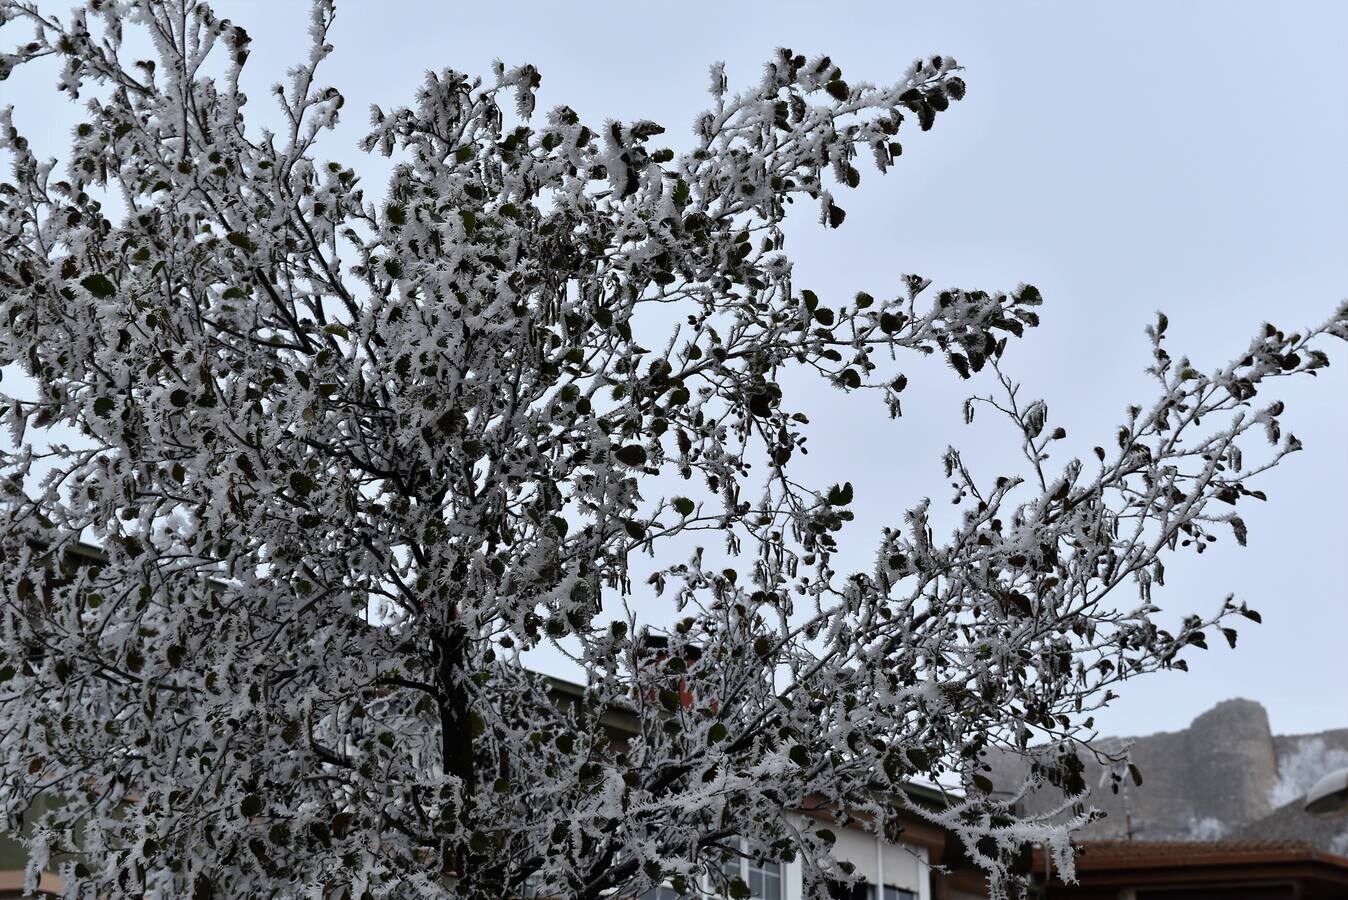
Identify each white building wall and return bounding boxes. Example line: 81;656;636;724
782;856;803;900
881;839;929;900
780;816;929;899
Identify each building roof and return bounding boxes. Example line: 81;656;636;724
1069;837;1347;868
1234;797;1348;854
1034;837;1348;898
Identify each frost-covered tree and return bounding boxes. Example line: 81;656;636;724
0;2;1344;898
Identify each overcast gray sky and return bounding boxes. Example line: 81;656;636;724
5;1;1345;739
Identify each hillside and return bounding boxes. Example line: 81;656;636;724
986;698;1348;851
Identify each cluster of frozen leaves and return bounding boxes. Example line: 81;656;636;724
0;1;1345;897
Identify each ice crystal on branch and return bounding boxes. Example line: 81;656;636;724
0;2;1344;897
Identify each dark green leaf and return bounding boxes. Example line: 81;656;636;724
80;274;116;298
1230;516;1247;547
193;874;215;900
615;444;647;466
226;232;256;252
288;472;314;497
827;482;854;506
907;747;933;769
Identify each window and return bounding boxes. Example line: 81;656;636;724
720;839;782;900
831;884;917;900
638;888;682;900
517;877;551;898
746;856;782;900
